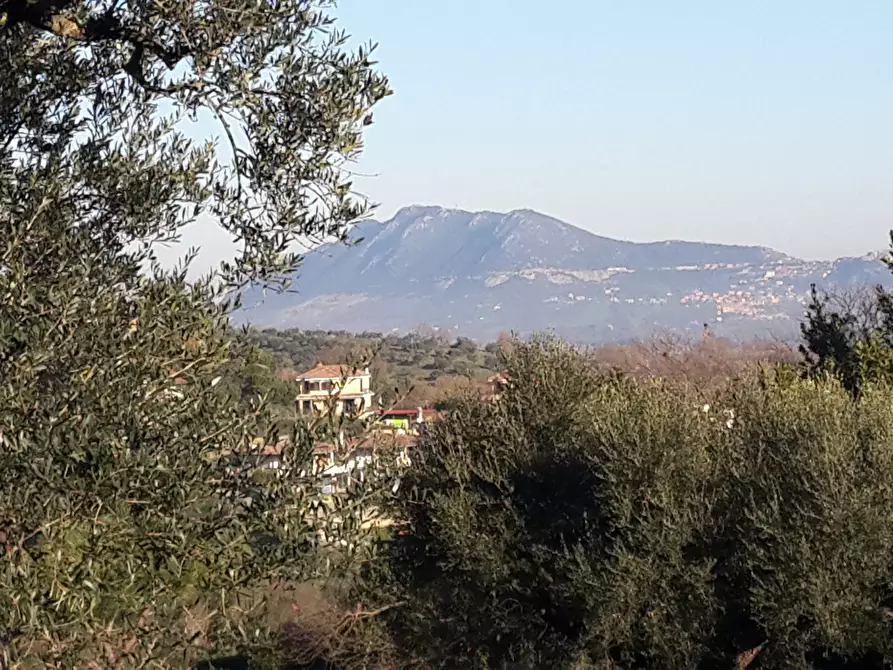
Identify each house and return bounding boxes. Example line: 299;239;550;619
228;430;415;510
318;433;416;495
295;363;375;418
375;407;439;433
252;439;338;474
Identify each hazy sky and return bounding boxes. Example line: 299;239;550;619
338;0;893;259
162;1;893;271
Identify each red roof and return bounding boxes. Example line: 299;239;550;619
297;364;368;379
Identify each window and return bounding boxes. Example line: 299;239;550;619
301;400;313;414
343;398;356;415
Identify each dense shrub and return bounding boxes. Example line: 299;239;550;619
365;336;893;668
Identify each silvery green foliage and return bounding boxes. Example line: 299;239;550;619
372;336;893;669
1;0;391;288
0;1;390;665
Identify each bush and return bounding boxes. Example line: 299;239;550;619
365;336;893;668
0;258;391;666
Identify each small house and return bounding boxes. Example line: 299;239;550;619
375;407;439;433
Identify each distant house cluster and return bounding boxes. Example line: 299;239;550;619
237;362;510;507
247;362;449;497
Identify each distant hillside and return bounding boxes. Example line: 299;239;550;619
235;206;893;344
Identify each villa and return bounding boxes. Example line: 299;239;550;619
294;363;375;418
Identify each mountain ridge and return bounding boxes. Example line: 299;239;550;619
236;206;891;344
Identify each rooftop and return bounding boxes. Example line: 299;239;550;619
297;363;369;379
377;408;440;417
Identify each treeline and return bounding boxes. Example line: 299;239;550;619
243;325;802;411
330;281;893;669
245;328;500;409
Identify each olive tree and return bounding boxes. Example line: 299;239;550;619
800;237;893;397
369;337;893;668
0;0;390;665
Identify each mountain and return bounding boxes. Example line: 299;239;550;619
235;206;893;344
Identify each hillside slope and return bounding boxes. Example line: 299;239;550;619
236;206;891;343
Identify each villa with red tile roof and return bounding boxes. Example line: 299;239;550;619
294;363;375;418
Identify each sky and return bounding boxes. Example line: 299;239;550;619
161;0;893;271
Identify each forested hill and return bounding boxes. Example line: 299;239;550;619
244;327;501;409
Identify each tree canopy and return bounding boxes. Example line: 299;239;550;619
0;0;390;665
1;0;391;286
366;335;893;668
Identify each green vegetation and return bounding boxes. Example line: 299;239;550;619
246;328;502;409
800;278;893;397
363;334;893;668
0;0;390;666
8;0;893;667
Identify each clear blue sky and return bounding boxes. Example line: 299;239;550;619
160;0;893;272
334;0;893;259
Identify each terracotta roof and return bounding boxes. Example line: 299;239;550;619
297;363;368;379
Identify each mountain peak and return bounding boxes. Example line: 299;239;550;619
392;204;451;219
507;207;542;217
391;205;556;222
237;205;891;344
333;206;792;278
